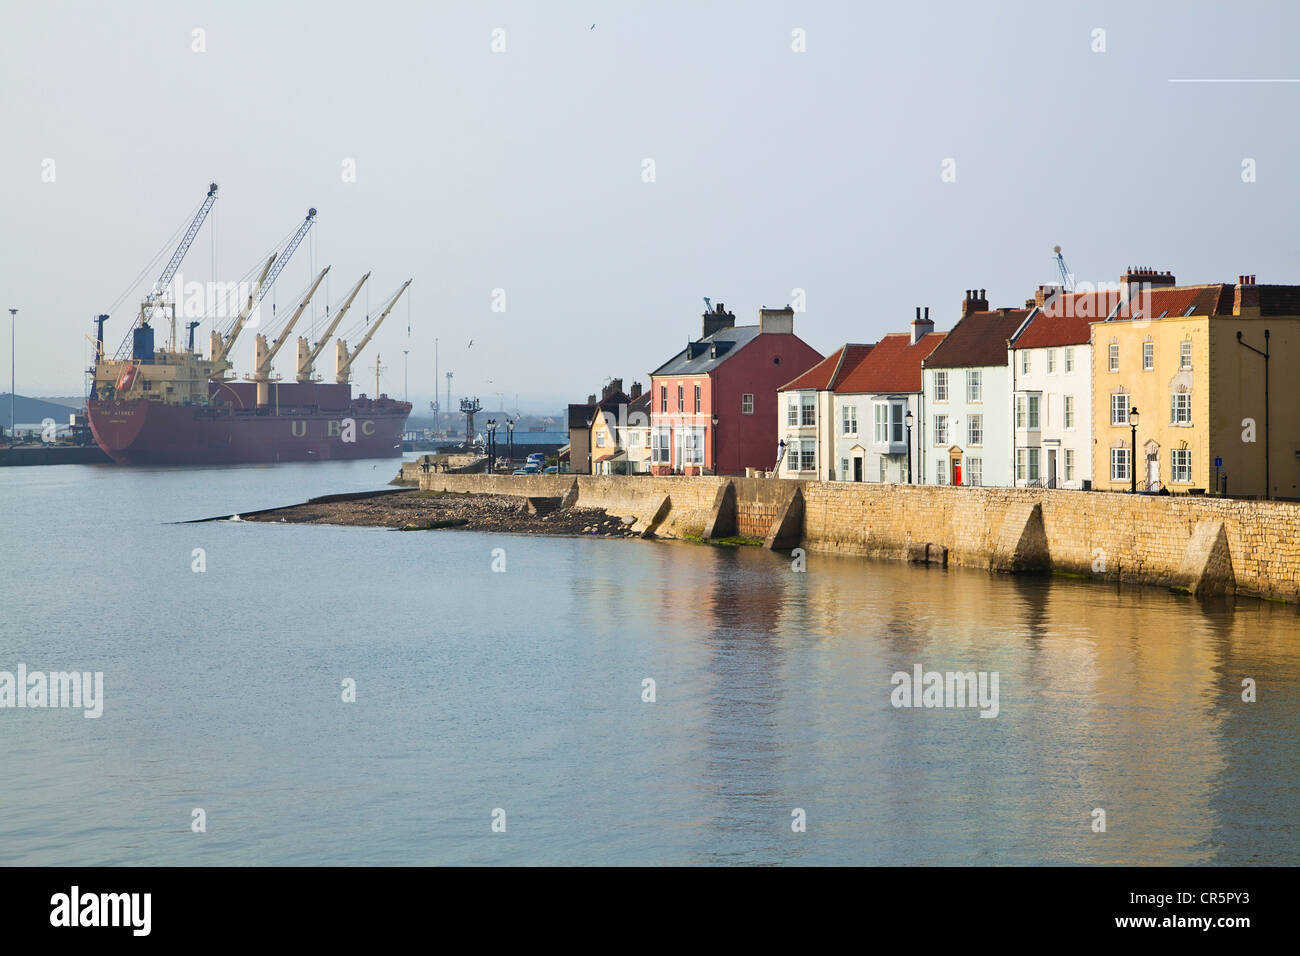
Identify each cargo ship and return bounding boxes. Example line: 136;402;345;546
87;184;413;465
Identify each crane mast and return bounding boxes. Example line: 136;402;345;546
297;272;369;382
335;280;412;384
251;265;330;405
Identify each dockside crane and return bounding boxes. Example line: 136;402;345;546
209;207;317;378
250;266;330;405
335;280;412;386
1053;245;1077;293
296;272;369;382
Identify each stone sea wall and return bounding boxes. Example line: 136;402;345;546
408;470;1300;602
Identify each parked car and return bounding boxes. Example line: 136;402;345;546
543;466;558;474
527;453;546;466
513;463;542;475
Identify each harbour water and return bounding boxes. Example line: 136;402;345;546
2;460;1297;865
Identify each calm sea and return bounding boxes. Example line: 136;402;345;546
1;458;1297;865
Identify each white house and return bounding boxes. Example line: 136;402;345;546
919;291;1030;487
776;344;873;479
1008;293;1095;489
830;311;945;483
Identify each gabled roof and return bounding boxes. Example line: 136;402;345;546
835;332;946;394
1010;308;1092;350
924;309;1030;369
777;344;873;392
650;326;762;376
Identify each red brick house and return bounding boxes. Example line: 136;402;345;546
648;303;822;475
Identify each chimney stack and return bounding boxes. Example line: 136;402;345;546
702;301;736;338
1121;266;1177;299
758;305;795;334
910;305;934;344
961;288;989;318
586;393;597;405
630;381;643;399
1234;275;1261;314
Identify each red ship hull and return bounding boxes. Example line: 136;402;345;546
87;382;411;465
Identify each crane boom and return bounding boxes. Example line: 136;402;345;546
151;183;219;298
256;208;317;305
210;255;276;371
335;279;412;383
257;266;330;372
297;272;369;381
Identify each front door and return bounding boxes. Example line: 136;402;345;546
853;457;862;482
1148;456;1159;489
1047;449;1057;489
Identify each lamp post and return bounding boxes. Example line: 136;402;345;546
505;418;514;469
1129;406;1140;493
711;414;719;473
8;308;15;444
905;408;914;484
486;418;497;472
1236;330;1270;499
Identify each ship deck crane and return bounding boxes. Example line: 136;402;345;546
142;183;219;349
250;266;330;405
335;280;412;385
209;255;276;372
296;272;369;382
210;207;317;377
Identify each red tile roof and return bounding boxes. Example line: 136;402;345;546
778;343;873;391
924;309;1030;369
835;332;946;394
1010;308;1093;349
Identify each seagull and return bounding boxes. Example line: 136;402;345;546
590;24;596;30
468;339;474;348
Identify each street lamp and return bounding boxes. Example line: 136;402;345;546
8;308;16;444
904;408;914;484
505;418;514;469
711;414;719;472
1236;330;1270;499
486;418;497;472
1129;406;1140;493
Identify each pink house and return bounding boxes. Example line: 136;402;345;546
648;303;823;476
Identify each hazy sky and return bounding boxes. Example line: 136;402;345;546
3;0;1298;412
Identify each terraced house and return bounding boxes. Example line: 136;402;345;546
1008;288;1095;489
1089;271;1300;498
831;310;945;483
776;343;874;480
920;291;1029;487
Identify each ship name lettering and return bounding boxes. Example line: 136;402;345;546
327;420;341;437
361;420;375;436
290;420;307;438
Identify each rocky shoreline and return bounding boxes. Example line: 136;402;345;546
242;488;643;538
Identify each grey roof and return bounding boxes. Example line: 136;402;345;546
650;326;762;377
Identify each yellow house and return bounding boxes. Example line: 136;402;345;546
1088;272;1300;498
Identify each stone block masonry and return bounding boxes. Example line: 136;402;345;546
410;470;1300;603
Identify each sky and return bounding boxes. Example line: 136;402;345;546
2;0;1298;413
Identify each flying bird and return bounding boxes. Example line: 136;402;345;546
468;339;474;348
590;24;596;30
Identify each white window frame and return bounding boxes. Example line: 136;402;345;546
935;414;948;446
966;369;982;402
799;394;815;426
1142;340;1154;370
1180;340;1192;370
1171;392;1192;425
841;404;858;436
1063;394;1075;429
1109;342;1120;372
1064;347;1075;373
1171;448;1192;484
934;371;948;402
1111;447;1131;481
742;393;754;414
1111;394;1130;426
967;414;983;446
967;457;982;487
